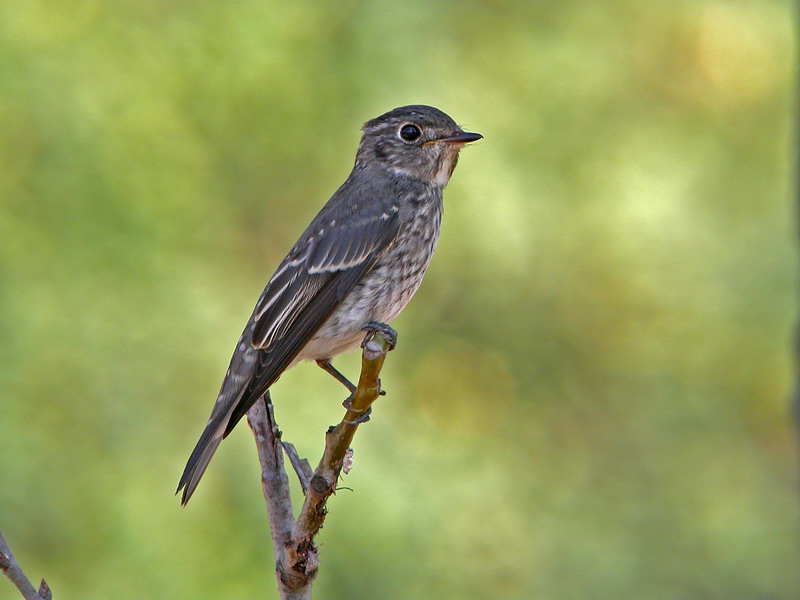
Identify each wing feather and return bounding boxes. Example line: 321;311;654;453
254;273;327;349
221;206;400;434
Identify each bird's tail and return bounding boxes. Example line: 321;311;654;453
177;324;264;505
176;388;243;505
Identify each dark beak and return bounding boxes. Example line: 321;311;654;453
425;130;483;146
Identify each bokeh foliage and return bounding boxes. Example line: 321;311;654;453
0;1;795;598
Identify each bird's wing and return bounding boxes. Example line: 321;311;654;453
251;204;400;350
177;201;400;504
224;202;401;433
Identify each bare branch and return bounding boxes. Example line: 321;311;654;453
293;331;392;542
248;326;395;600
246;393;308;599
0;531;50;600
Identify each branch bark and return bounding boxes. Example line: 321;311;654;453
246;327;394;600
0;531;51;600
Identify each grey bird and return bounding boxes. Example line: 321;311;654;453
177;105;481;504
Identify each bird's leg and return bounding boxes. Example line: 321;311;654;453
316;359;356;393
318;323;397;420
361;321;398;350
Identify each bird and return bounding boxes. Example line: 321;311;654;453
177;105;481;504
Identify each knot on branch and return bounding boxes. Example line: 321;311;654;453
309;475;332;495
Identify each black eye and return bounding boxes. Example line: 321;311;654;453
399;124;421;142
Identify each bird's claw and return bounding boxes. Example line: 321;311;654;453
361;321;398;350
342;396;372;425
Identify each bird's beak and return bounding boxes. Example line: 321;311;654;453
423;130;483;146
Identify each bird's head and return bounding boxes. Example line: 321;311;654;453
356;105;482;187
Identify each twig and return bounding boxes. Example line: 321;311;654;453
281;441;313;494
0;531;51;600
247;327;395;600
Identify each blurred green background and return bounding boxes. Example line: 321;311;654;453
0;1;796;598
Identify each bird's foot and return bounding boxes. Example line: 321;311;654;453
342;396;372;425
361;321;397;351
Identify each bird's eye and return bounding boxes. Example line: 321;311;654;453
399;124;421;142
